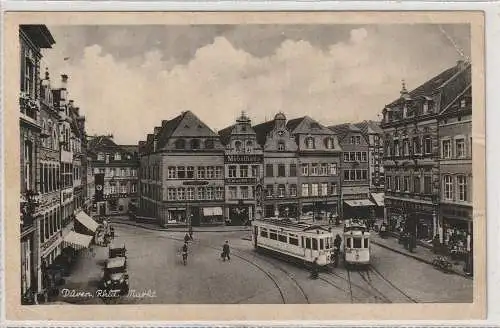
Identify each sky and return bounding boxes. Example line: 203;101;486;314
41;24;470;145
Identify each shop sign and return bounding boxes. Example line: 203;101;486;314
183;181;209;186
225;154;263;163
40;232;61;254
103;193;131;200
226;177;256;184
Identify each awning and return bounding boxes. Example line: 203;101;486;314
344;199;376;207
63;231;92;250
75;211;99;233
203;207;223;216
370;193;385;207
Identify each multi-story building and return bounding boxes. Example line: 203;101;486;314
287;116;342;220
381;60;471;241
138;111;225;227
438;72;472;244
254;113;299;218
88;135;139;216
329;123;373;219
354;120;385;217
218;112;264;225
19;25;55;302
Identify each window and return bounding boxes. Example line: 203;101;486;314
23;141;33;190
289;236;299;246
443;175;453;200
205;139;214;149
302;184;309;197
394;140;400;156
187;166;194;179
403;139;410;156
266;185;273;198
277;164;286;177
460;99;466;108
424;176;432;194
215;166;223;178
320;163;328;176
215;187;224;200
355;170;362;180
413;137;421;155
330;183;337;195
198;187;206;200
325;138;334;149
457;175;467;201
362;170;368;180
269;230;278;240
424;136;432;154
251;165;260;178
311;164;319;176
131;183;137;193
278;185;285;198
186;187;194;200
190;139;200;150
386;176;392;190
175;139;186;149
312;238;318;250
260;228;268;238
206;166;215;179
235;140;242;152
265;164;274;177
290;184;297;197
305;238;311;249
356;136;361;144
456;138;465;158
97;152;104;161
301;164;308;176
237;165;247;178
329;163;338;176
349;152;356;162
229;165;237;178
413;176;421;193
114;153;121;160
344;153;350;162
246;141;253;152
321;183;328;196
403;176;410;192
311;184;319;196
278;141;285;151
423;102;429;114
278;234;287;243
197;166;205;179
350;136;355;144
176;188;185;200
442;139;451;158
395;176;401;191
289;164;297;177
305;137;315;149
361;152;367;162
177;166;186;179
206;187;214;200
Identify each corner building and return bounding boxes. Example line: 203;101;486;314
138;111;225;227
218;113;264;225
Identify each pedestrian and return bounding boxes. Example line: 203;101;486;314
189;225;193;240
310;257;319;279
181;242;189;265
334;234;342;250
222;240;230;261
184;233;190;244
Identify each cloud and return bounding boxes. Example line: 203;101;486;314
42;25;469;145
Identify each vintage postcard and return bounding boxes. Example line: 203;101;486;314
3;11;485;321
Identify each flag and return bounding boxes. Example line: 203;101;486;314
95;173;104;202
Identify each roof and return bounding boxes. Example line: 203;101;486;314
253;120;276;146
120;145;138;155
254;218;331;234
354;121;383;136
218;124;235;145
87;135;138;158
286;116;335;135
107;257;126;269
20;25;56;49
328;123;362;141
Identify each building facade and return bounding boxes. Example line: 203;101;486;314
218;113;264;225
254;113;299;218
329;124;373;220
138;111;225;227
287;116;342;220
19;25;56;302
88;135;139;216
438;81;472;245
381;60;471;241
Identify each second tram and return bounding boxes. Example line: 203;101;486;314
343;219;371;266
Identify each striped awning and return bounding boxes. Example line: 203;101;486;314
75;211;99;233
344;199;376;207
63;231;92;250
370;193;385;207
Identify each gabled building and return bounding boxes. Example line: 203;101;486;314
218;112;264;225
254;113;299;218
381;60;471;242
287;116;342;220
88;135;139;216
138;111;225;227
329;123;373;220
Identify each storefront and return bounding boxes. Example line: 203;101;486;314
162;204;224;227
440;203;473;245
370;192;385;219
386;197;437;240
301;201;338;220
263;202;298;219
227;203;253;226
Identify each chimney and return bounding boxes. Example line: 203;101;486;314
61;74;69;90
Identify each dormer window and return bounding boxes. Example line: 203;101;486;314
246;141;253;152
305;137;315;149
423;102;429;114
324;137;335;149
278;141;285;151
460;99;466;108
175;139;186;150
190;139;200;150
234;140;242;152
205;139;214;149
114;153;121;161
97;152;105;161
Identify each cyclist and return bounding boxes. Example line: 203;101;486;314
182;242;188;265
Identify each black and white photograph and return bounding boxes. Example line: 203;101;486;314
4;11;486;321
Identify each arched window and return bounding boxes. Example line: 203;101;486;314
205;139;214;149
234;140;242;152
305;137;315;149
190;139;200;150
175;139;186;150
278;141;285;151
324;137;334;149
246;140;253;152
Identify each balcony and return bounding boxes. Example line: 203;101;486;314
20;190;40;235
19;93;40;128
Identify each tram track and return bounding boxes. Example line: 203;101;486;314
368;266;418;303
357;270;392;303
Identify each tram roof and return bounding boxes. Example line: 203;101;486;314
254;218;331;233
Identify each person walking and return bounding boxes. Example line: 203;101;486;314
222;240;231;261
181;242;188;265
189;225;193;240
184;233;191;244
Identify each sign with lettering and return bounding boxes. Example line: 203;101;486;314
226;178;257;185
225;154;263;163
183;181;209;186
102;193;133;200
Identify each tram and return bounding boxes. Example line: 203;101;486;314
252;218;335;266
343;219;371;266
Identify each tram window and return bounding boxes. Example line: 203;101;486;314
320;239;324;250
305;238;311;249
278;234;287;243
312;238;318;250
269;230;277;240
364;238;369;248
346;238;352;248
353;238;362;248
260;228;268;238
289;237;299;246
325;238;330;249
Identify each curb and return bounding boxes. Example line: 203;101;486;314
110;219;251;233
371;240;472;280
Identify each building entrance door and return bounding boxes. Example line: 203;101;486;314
229;205;248;226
